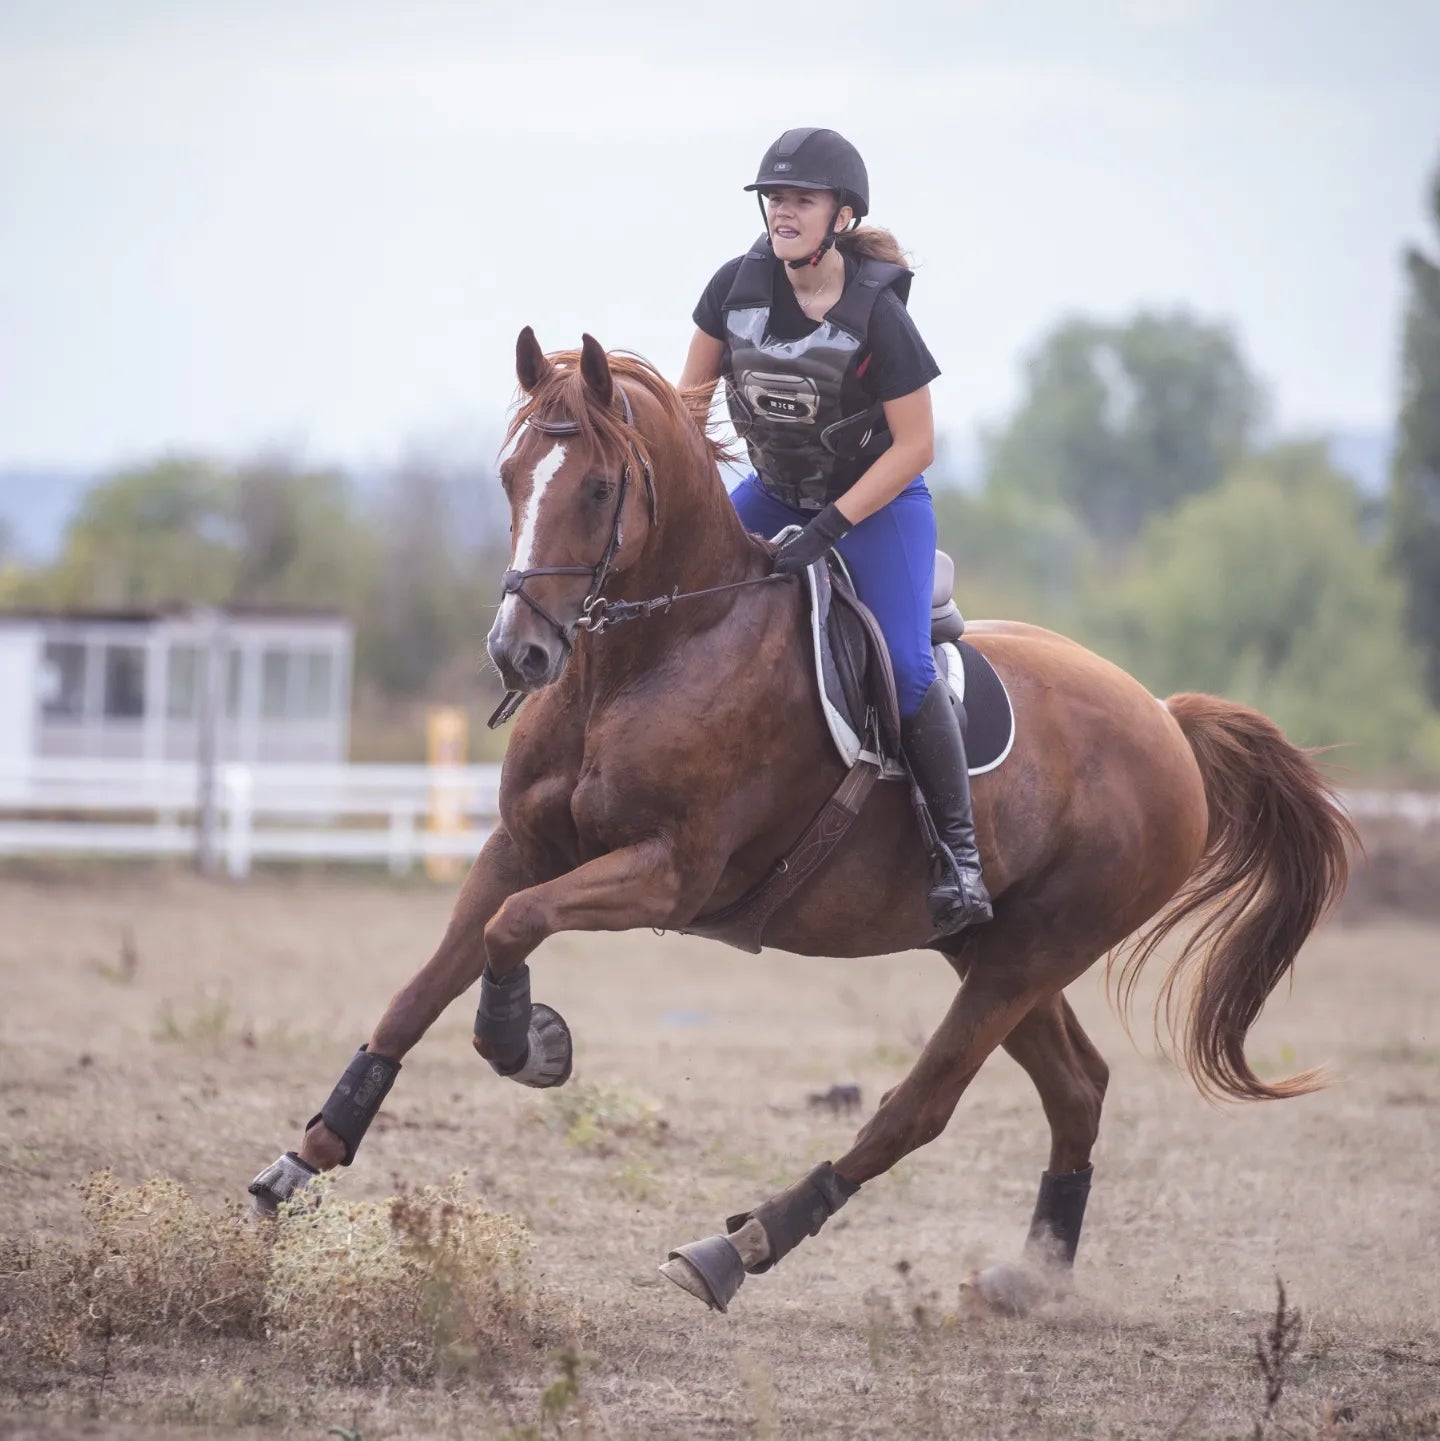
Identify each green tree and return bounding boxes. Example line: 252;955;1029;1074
1085;443;1439;772
33;456;374;616
985;311;1267;548
0;518;29;607
231;457;376;614
933;482;1091;625
1390;157;1440;705
45;457;237;607
1;450;521;713
360;457;506;697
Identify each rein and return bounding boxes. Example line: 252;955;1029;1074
489;385;786;729
580;572;787;633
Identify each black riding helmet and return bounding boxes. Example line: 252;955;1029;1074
745;127;869;269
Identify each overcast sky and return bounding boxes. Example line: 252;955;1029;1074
1;0;1436;474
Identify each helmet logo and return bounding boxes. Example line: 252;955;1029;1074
772;162;791;172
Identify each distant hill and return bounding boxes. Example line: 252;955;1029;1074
0;471;95;561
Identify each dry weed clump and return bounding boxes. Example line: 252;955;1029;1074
0;1170;268;1370
534;1078;667;1154
151;989;238;1044
265;1173;536;1383
1252;1276;1304;1439
1;1169;540;1390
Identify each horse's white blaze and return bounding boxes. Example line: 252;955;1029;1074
494;441;567;642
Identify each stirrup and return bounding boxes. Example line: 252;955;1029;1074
930;881;992;928
928;846;993;930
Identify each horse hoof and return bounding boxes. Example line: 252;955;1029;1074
496;1003;574;1089
247;1150;318;1218
660;1233;748;1312
960;1261;1046;1317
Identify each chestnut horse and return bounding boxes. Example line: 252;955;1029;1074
249;330;1354;1315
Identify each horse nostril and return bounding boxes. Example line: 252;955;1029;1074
516;643;551;682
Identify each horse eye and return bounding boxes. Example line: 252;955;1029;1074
588;476;616;503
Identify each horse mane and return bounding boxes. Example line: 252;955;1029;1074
505;349;736;472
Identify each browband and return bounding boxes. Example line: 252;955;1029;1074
527;385;635;434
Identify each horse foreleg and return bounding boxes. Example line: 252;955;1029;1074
471;837;687;1087
483;837;685;972
661;963;1039;1311
248;826;528;1213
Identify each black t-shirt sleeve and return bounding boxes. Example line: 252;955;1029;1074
862;289;940;402
693;257;744;340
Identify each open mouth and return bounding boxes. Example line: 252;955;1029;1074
774;226;801;241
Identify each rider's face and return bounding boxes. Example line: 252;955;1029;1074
764;188;850;263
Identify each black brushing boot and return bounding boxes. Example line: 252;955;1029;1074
901;677;993;933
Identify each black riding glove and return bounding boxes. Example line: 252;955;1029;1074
771;503;854;576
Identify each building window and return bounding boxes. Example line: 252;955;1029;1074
40;641;86;718
168;645;199;719
227;647;245;720
173;644;245;720
103;645;146;718
301;651;334;719
261;649;289;719
260;648;336;720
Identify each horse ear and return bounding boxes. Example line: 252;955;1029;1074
516;326;553;393
579;333;614;407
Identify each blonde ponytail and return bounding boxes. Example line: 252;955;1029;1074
835;225;910;267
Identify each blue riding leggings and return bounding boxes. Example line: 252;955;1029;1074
728;474;938;719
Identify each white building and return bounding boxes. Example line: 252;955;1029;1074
0;606;352;769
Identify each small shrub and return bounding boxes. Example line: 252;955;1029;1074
1252;1276;1303;1439
152;992;236;1044
0;1169;539;1389
265;1173;535;1382
611;1159;661;1203
872;1041;917;1068
0;1170;268;1370
535;1080;666;1154
499;1345;594;1441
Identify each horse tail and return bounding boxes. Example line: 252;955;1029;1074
1115;692;1358;1103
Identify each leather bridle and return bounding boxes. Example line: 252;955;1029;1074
489;380;786;730
500;384;658;649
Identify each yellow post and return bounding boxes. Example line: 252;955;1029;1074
426;706;468;882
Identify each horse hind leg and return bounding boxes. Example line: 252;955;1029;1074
661;938;1047;1312
963;990;1109;1315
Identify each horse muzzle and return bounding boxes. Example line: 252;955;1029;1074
486;632;566;693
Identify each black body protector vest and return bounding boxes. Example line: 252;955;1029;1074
723;235;913;512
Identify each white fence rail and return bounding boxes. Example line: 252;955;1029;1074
1342;789;1440;828
0;759;502;878
0;762;1434;881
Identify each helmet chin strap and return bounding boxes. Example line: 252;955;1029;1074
787;224;838;270
757;194;845;269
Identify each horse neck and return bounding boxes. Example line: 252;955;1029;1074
628;415;763;603
578;414;770;684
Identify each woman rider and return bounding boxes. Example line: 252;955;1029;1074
678;126;992;933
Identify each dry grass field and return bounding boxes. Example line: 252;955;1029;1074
1;856;1437;1440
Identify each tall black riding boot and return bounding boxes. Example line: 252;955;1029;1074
901;677;994;933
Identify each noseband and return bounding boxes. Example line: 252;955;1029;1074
501;384;658;648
